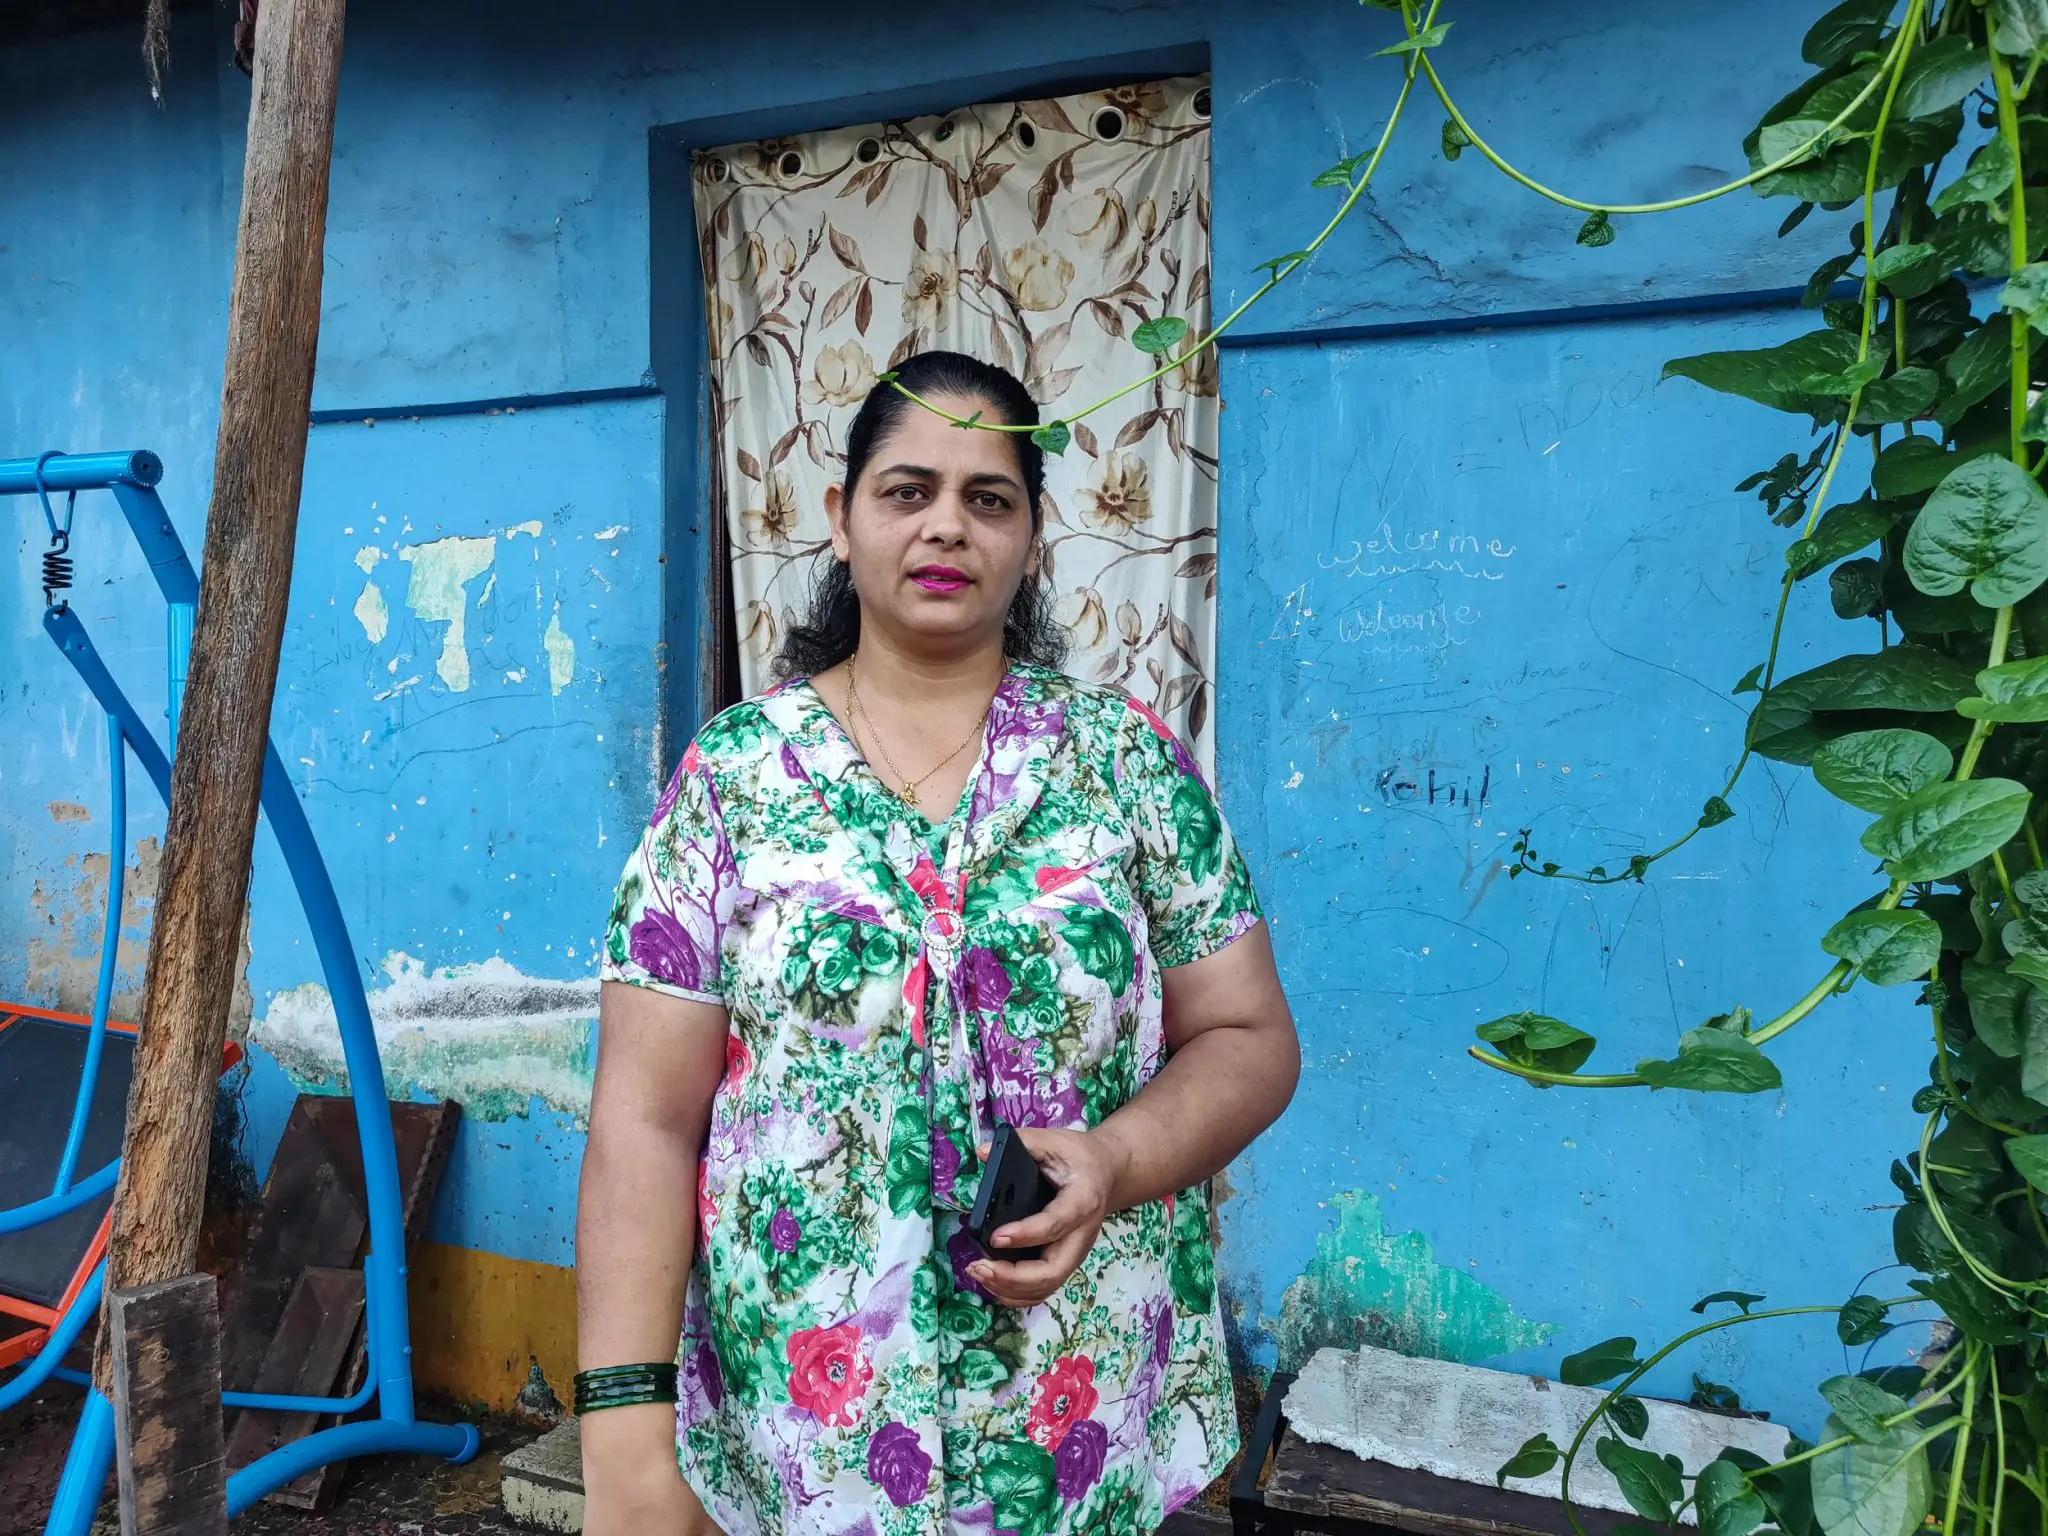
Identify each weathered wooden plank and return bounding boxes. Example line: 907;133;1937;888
220;1267;364;1477
95;0;348;1400
108;1273;226;1536
270;1099;460;1509
1265;1433;1639;1536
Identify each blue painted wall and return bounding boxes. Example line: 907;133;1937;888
3;0;1920;1431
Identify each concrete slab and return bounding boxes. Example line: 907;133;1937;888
1283;1346;1791;1523
501;1418;584;1533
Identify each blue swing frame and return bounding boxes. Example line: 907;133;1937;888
1;448;478;1533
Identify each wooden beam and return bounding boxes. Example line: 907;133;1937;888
95;0;346;1382
108;1274;227;1536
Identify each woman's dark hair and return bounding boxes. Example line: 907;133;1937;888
773;350;1068;680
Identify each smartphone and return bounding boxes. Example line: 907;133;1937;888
967;1125;1055;1262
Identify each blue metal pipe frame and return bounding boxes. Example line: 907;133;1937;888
1;451;478;1532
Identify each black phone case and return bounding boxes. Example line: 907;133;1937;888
968;1127;1053;1262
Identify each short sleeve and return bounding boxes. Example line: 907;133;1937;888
601;744;735;1006
1118;699;1262;971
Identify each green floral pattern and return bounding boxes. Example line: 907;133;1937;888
603;664;1260;1536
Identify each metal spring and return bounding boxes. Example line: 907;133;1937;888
42;538;73;609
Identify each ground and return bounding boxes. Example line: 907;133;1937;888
1;1382;533;1536
0;1383;1239;1534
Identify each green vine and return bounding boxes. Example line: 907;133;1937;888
1458;4;2048;1536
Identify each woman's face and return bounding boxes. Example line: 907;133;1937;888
826;392;1039;659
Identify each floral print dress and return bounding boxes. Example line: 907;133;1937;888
601;663;1262;1536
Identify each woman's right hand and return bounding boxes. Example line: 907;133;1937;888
580;1404;724;1536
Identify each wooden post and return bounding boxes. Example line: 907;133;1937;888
94;0;346;1399
108;1275;228;1536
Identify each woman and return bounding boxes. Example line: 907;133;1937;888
579;350;1298;1536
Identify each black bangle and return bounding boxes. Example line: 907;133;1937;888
573;1362;680;1414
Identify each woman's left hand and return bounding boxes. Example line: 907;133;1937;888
968;1127;1129;1309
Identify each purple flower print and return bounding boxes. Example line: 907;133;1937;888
1144;1295;1173;1367
931;1127;961;1206
963;947;1013;1016
947;1228;994;1302
982;1024;1082;1129
770;1207;801;1254
691;1338;724;1411
866;1421;932;1508
629;908;702;992
1055;1419;1108;1500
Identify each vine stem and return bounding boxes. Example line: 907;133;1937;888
1414;1;1924;218
1516;13;1917;889
1470;884;1904;1086
889;0;1441;436
1995;31;2032;471
1940;1349;1980;1536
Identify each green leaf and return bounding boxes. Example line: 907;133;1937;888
2006;1133;2048;1191
1822;909;1943;986
1859;779;2032;882
1872;435;1995;498
1936;315;2018;429
2026;390;2048;445
1788;500;1896;578
1664;330;1858;416
1809;1417;1933;1536
1030;420;1071;456
1609;1395;1650;1440
1474;1012;1596;1077
1636;1029;1784;1095
1754;108;1961;205
1559;1336;1642;1387
2011;951;2048;988
1905;453;2048;606
2017;868;2048;906
1931;137;2016;217
1693;1290;1766;1314
1374;21;1451;56
1870;241;1945;300
1831;558;1885;620
1698;1459;1768;1536
1855;366;1939;425
1734;664;1766;695
1597;1436;1683;1523
1253;251;1312;279
1812;729;1953;812
1803;251;1859;308
1780;201;1818;237
1759;117;1843;172
1801;355;1885;397
1699;796;1736;828
1496;1433;1560;1487
1774;648;1981;713
1803;0;1896;66
1576;211;1615;248
2003;263;2048;335
1958;656;2048;722
1131;316;1190;355
1837;1295;1892;1345
1963;959;2028;1057
1987;0;2048;57
1910;1271;2029;1344
1441;118;1470;161
1898;36;1989;118
1819;1376;1912;1444
1311;153;1368;190
2022;991;2048;1101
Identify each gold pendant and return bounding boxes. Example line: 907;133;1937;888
901;783;919;808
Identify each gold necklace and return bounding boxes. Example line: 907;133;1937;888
845;655;991;812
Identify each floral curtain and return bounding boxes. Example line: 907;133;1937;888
693;75;1220;773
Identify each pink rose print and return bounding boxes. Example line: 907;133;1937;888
1026;1354;1099;1452
786;1323;872;1427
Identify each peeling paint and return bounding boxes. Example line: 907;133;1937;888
353;580;389;644
26;837;254;1039
354;545;385;575
506;519;544;539
252;952;598;1125
399;535;496;692
47;801;90;823
543;604;575;695
1274;1191;1555;1369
